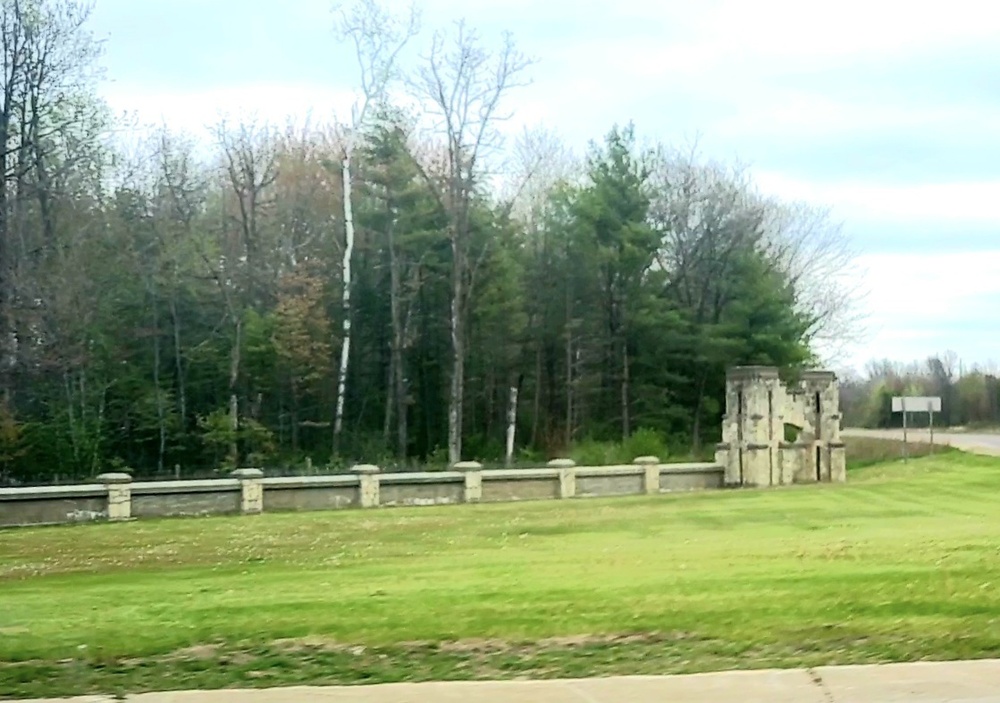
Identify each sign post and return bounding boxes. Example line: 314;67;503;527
929;399;935;452
892;396;942;462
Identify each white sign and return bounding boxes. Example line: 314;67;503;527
892;396;941;413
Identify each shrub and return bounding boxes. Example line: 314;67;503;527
570;428;671;466
622;427;670;462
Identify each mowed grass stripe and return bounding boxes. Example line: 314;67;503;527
0;452;999;697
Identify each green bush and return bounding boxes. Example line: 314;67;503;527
570;438;624;466
622;427;670;461
570;428;670;466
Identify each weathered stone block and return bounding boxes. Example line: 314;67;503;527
829;442;847;483
97;472;132;522
351;464;380;508
633;456;661;494
454;461;483;503
232;468;264;515
548;459;576;498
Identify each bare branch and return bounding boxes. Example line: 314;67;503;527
333;0;420;140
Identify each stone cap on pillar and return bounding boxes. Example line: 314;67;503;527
632;456;660;465
231;468;264;479
547;458;576;468
726;365;780;382
453;461;484;472
800;369;837;384
350;464;381;475
96;472;132;484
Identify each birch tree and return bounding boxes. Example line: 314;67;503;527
331;0;419;454
411;20;532;464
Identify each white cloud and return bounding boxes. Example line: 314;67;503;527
714;97;1000;141
696;0;999;67
843;249;1000;369
753;172;1000;225
104;83;358;137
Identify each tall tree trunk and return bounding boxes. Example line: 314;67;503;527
228;317;242;467
388;216;408;458
505;385;518;468
564;335;574;449
333;152;354;454
29;88;55;248
63;371;78;468
168;295;187;427
564;275;574;449
382;349;393;446
0;167;10;404
621;340;631;440
0;47;14;402
290;380;300;453
151;291;166;474
531;345;541;447
691;370;708;453
447;222;467;465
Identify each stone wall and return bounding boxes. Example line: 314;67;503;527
0;459;724;529
0;365;847;529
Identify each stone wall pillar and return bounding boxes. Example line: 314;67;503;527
716;442;741;488
352;464;381;508
549;459;576;498
232;468;264;514
454;461;483;503
634;456;661;494
829;442;847;483
97;473;132;522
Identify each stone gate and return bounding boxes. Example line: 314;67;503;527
716;366;846;487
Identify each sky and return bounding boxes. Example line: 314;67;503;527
88;0;1000;374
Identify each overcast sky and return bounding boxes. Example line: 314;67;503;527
89;0;1000;373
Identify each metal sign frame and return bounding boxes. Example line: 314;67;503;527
891;396;942;461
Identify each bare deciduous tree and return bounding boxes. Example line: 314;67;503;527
411;20;533;463
759;201;869;365
210;118;277;466
0;0;103;402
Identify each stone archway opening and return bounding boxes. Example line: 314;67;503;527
784;423;803;443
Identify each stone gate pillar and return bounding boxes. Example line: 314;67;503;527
723;366;782;487
800;371;843;483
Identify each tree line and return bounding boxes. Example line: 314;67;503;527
840;354;1000;429
0;0;858;484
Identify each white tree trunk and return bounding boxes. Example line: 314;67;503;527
333;152;354;452
505;385;518;468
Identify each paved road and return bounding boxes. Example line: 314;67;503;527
22;660;1000;702
842;427;1000;456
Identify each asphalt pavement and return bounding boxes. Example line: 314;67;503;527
841;427;1000;455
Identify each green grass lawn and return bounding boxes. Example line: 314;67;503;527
2;451;1000;698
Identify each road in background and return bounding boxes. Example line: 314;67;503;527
842;427;1000;456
